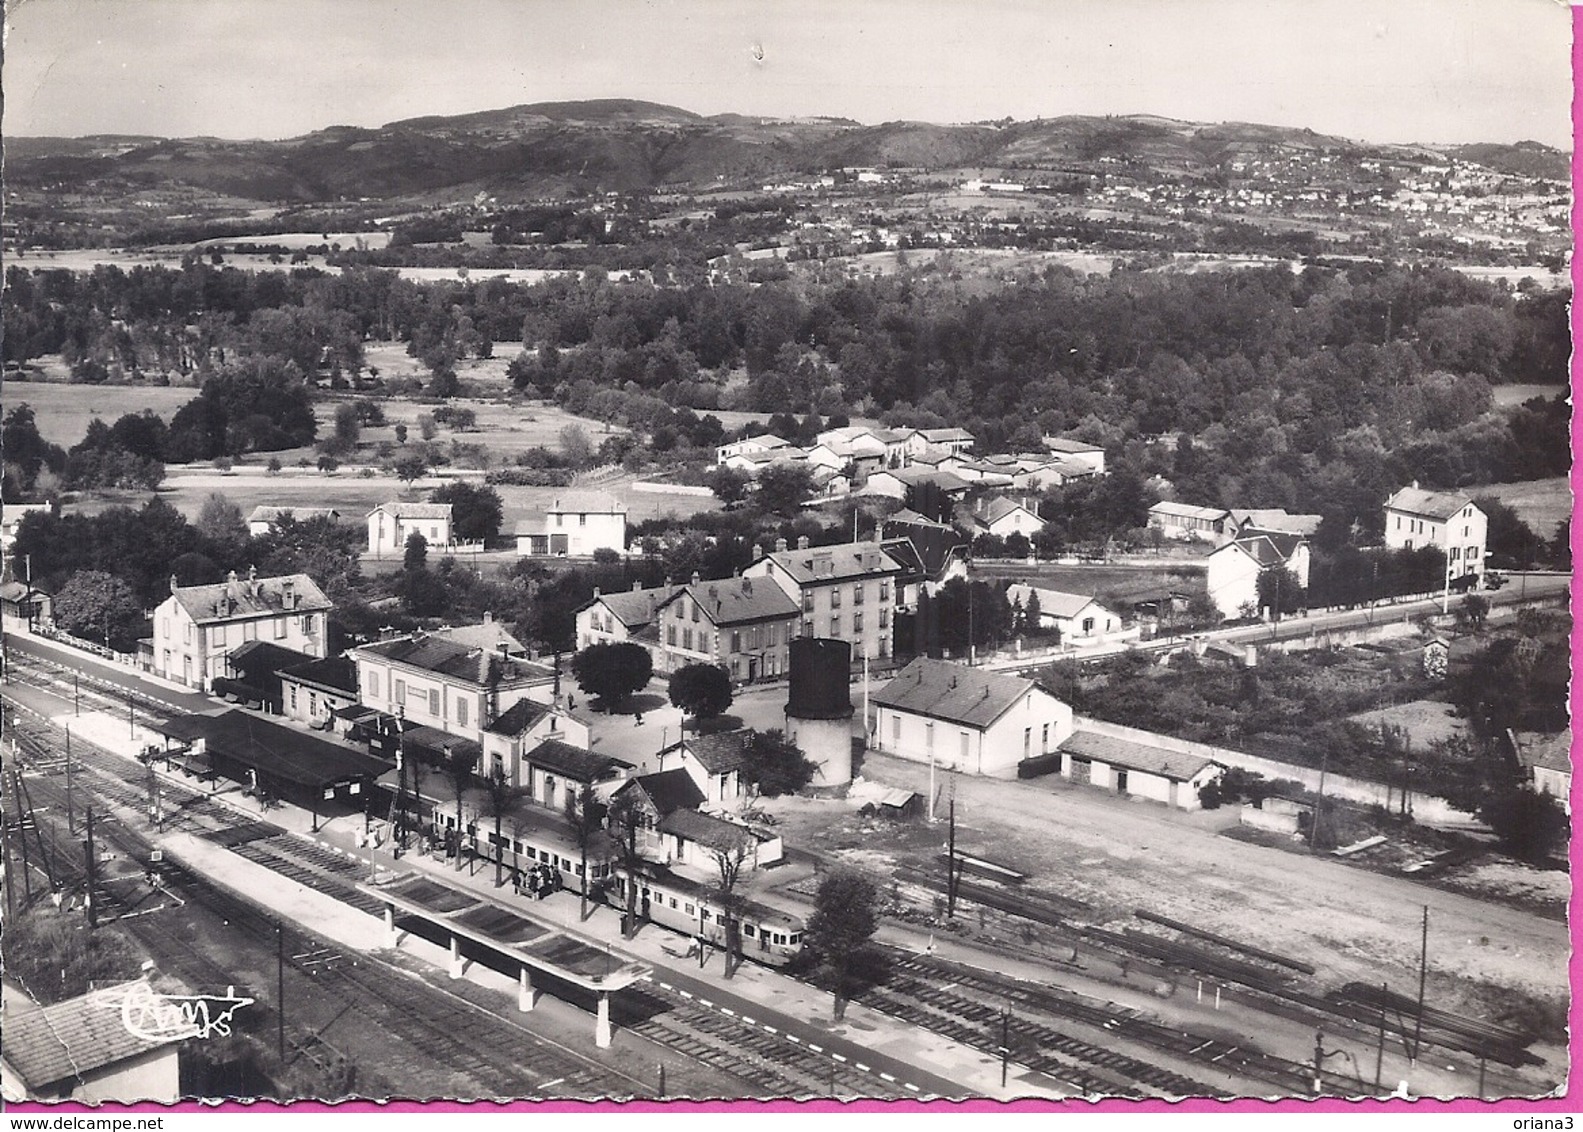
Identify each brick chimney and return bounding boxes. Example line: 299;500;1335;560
775;537;788;553
482;611;493;624
797;535;810;550
632;580;642;591
170;574;179;595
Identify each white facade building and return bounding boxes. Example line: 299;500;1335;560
151;569;330;691
1383;485;1488;589
367;502;453;556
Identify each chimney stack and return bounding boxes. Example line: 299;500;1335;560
751;543;762;560
632;580;642;592
691;571;701;585
775;537;788;553
593;587;601;598
170;574;179;595
742;578;752;596
483;611;492;624
283;578;296;610
797;535;810;550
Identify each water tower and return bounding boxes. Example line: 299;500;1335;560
785;637;854;787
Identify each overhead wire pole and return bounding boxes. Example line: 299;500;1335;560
1412;906;1429;1064
83;806;98;929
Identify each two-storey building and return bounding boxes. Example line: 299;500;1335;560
1383;484;1488;589
151;569;330;691
516;491;627;557
743;538;904;662
349;629;557;747
367;502;453;556
653;575;800;681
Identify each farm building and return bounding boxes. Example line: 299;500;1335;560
872;657;1073;778
1054;730;1222;811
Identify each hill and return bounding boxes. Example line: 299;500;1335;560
7;100;1570;205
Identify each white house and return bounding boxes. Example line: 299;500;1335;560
655;729;753;810
1205;530;1312;620
151;568;330;691
1514;730;1570;813
367;502;453;556
247;506;341;538
516;491;627;557
716;434;790;465
575;583;679;654
871;657;1074;778
1055;730;1222;811
481;711;603;794
1005;584;1121;641
1040;436;1107;476
744;537;905;662
1383;484;1488;589
349;628;557;746
908;427;975;458
1148;501;1231;542
970;496;1045;540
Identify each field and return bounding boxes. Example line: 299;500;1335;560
974;560;1207;604
1345;698;1465;746
1469;476;1571;537
5;378;200;447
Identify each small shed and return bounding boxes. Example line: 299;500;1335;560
1055;730;1222;810
0;581;51;630
2;981;184;1102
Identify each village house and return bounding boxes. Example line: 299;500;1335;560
151;569;330;692
880;517;970;608
1383;484;1488;589
655;729;753;809
1054;730;1222;811
654;574;800;682
610;769;781;871
516;491;627;557
1512;730;1571;813
575;583;680;655
872;657;1074;777
1148;500;1232;542
0;580;51;631
246;506;341;537
715;433;790;465
2;981;184;1102
429;611;529;658
864;466;972;503
367;501;453;556
969;496;1046;540
1225;509;1323;541
1005;584;1122;641
1039;436;1107;475
907;427;976;458
1205;529;1313;620
744;538;905;662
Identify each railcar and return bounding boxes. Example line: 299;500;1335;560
612;864;806;967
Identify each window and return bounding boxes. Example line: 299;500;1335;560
301;614;315;635
429;526;438;540
879;637;889;657
395;678;406;703
555;514;564;527
308;692;317;717
731;658;741;677
831;588;841;609
802;592;814;613
457;698;469;727
274;618;286;640
960;731;969;760
691;601;699;623
684;903;695;916
766;624;777;647
801;619;813;637
368;671;380;697
891;715;900;740
1082;617;1095;632
683;628;694;650
879;608;889;628
1042;723;1050;752
1023;728;1032;757
245;621;257;641
731;630;742;652
925;721;934;751
829;616;841;638
579;514;587;526
1449;547;1460;561
667;624;677;646
853;612;864;634
290;686;298;712
429;689;440;715
853;584;864;606
879;581;890;602
161;618;169;638
183;622;192;645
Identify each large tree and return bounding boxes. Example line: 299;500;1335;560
571;641;653;709
668;663;734;727
1479;788;1569;864
753;464;816;519
743;729;818;797
430;481;504;543
803;869;881;1019
52;570;146;652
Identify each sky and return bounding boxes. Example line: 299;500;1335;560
3;0;1573;148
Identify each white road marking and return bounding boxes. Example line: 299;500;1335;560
786;1034;799;1044
808;1044;823;1053
741;1016;756;1025
699;999;713;1008
879;1072;896;1082
905;1083;920;1092
855;1063;870;1072
679;990;693;999
720;1007;734;1016
832;1054;847;1063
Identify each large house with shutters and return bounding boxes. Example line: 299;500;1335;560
367;502;453;556
151;569;330;692
652;575;801;682
516;492;628;558
743;538;905;663
1383;485;1488;590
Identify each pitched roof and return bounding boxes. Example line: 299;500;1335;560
1385;486;1476;521
886;508;953;530
880;527;968;582
3;981;185;1092
168;571;331;624
754;541;905;585
484;699;555;736
1041;436;1103;454
356;633;553;687
1057;730;1219;781
227;640;316;679
661;578;799;627
151;710;389;788
0;581;48;602
1005;583;1104;621
1228;509;1323;536
975;497;1040;528
1514;729;1571;776
247;506;341;524
675;729;753;773
431;618;527;656
882;467;971;492
277;654;359;694
658;808;757;853
583;585;681;628
918;427;975;443
874;657;1047;730
546;491;626;515
619;768;705;816
1148;501;1230;523
523;738;634;782
1220;530;1306;568
368;501;452;520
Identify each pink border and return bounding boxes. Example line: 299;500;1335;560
9;18;1581;1114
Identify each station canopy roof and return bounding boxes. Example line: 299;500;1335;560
151;710;390;790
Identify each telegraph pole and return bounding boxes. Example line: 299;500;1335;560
65;726;75;834
83;807;98;929
946;796;958;918
1374;982;1387;1089
276;923;287;1061
1000;1007;1011;1087
11;768;35;907
1412;906;1429;1063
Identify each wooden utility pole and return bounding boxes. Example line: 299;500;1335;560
83;807;98;929
1374;982;1387;1089
946;797;958;918
1412;906;1429;1063
276;923;287;1061
65;726;75;834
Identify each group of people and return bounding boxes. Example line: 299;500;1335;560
515;862;563;900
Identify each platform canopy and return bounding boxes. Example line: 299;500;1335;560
360;874;648;993
149;710;390;792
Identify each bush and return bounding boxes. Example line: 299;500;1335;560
485;467;575;487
